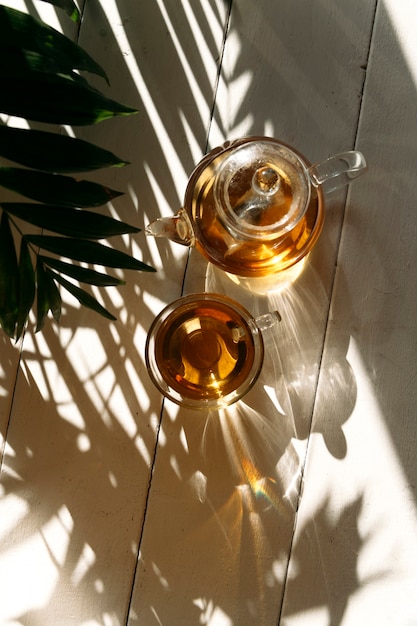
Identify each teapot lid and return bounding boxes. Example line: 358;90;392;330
213;140;311;240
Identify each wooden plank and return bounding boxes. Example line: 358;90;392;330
0;1;227;624
209;0;373;158
280;1;417;624
129;2;376;624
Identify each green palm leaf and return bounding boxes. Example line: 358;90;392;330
38;0;80;22
50;270;117;321
0;126;129;173
45;270;62;323
0;213;19;337
36;261;62;331
40;256;125;287
2;203;140;239
0;47;90;81
15;238;36;341
0;168;123;207
25;235;156;272
0;5;106;81
0;5;156;339
0;72;137;126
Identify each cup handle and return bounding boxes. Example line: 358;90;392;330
308;151;367;193
255;310;282;331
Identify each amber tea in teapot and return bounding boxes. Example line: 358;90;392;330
185;143;322;276
146;137;367;279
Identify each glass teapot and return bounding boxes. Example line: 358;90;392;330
145;137;367;278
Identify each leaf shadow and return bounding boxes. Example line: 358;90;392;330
3;1;411;625
0;2;231;625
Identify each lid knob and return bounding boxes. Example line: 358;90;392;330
214;140;311;240
252;166;281;195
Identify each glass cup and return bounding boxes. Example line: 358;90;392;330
145;293;280;410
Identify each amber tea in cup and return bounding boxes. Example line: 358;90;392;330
145;293;274;409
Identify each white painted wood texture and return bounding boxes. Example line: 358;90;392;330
1;1;416;625
280;2;417;624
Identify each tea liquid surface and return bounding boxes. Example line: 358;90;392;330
155;298;257;401
186;145;324;277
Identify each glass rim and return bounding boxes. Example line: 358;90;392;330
145;293;264;410
213;139;311;241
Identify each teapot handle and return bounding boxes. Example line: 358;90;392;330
308;151;367;193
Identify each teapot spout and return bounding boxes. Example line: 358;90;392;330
145;209;194;247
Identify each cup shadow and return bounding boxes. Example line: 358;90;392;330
130;248;359;624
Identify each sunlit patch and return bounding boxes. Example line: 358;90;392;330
149;606;160;624
61;124;76;138
103;0;187;197
263;384;286;414
284;605;330;626
0;1;26;13
280;445;305;507
156;0;216;137
170;453;182;480
212;26;255;144
110;386;137;436
385;2;417;86
31;0;61;30
1;114;30;129
193;598;233;626
183;0;219;82
134;434;152;467
272;558;288;585
124;357;151;412
74;433;89;452
188;470;207;503
108;470;118;489
44;505;74;565
0;502;76;619
143;291;171;319
21;338;88;428
180;111;205;164
238;459;293;523
0;493;29;541
201;404;300;523
264;119;275;137
0;380;7;398
218;257;308;298
344;337;417;543
152;561;170;590
103;612;119;626
19;337;53;402
70;542;96;587
177;425;188;454
282;335;417;622
3;440;16;459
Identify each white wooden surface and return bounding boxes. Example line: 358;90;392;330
1;1;417;625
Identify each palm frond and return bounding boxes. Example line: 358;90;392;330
0;4;155;340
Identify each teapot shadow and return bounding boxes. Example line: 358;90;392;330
205;255;357;464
